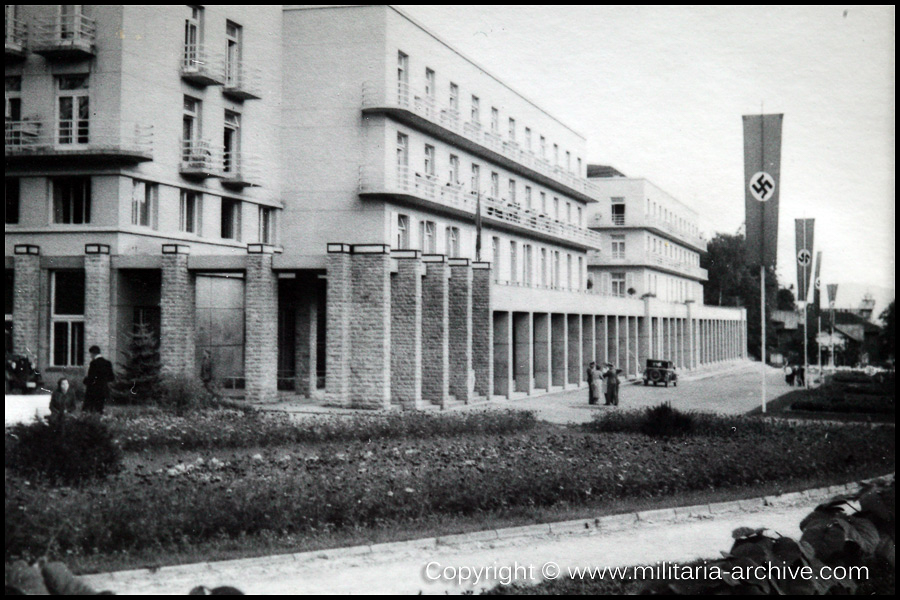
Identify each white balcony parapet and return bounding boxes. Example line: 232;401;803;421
5;119;153;161
223;60;263;100
181;44;225;86
587;250;708;280
5;18;27;56
362;81;605;203
221;151;263;187
360;165;605;250
32;15;95;58
180;140;224;177
587;212;707;252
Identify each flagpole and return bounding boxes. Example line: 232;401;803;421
761;264;766;412
817;315;822;371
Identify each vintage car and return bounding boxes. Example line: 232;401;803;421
643;359;677;387
5;353;43;394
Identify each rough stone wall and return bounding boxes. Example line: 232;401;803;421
160;251;195;375
422;260;449;406
245;251;279;403
350;252;391;409
391;257;422;409
12;250;41;364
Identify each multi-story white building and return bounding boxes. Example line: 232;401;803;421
6;5;747;408
585;166;708;303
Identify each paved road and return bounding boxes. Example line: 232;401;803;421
81;496;829;595
460;360;796;425
5;393;51;426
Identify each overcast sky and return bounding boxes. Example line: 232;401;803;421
399;5;895;302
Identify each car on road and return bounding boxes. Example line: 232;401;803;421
5;353;42;394
643;359;677;387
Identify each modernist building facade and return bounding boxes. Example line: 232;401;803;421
6;5;747;408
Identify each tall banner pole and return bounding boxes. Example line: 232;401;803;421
817;315;822;369
760;265;766;412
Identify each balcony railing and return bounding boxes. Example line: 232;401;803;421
362;81;606;203
180;140;224;178
587;250;708;280
587;213;707;252
223;60;263;100
5;119;153;162
32;15;95;59
5;18;27;58
360;165;605;250
221;151;262;187
181;44;225;86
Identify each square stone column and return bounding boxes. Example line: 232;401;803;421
567;314;581;387
582;315;595;377
245;244;280;403
84;244;112;366
596;315;607;365
12;245;41;365
616;316;627;373
325;244;352;406
533;313;551;390
631;316;640;378
550;313;566;388
606;315;617;368
422;255;450;406
391;250;423;410
493;311;512;398
448;258;473;403
471;262;493;399
160;244;195;376
685;302;696;370
513;312;532;394
350;244;392;409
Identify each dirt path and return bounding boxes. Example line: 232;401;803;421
81;492;836;595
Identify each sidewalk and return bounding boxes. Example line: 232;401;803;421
81;476;890;595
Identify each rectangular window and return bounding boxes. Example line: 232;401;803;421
397;51;408;98
57;75;89;145
51;270;85;367
420;220;436;253
490;172;499;198
553;143;559;166
396;132;408;168
566;150;571;171
508;117;516;141
449;82;459;111
449;154;459;184
424;144;435;177
554;251;561;287
524;127;532;152
396;214;410;249
491;107;499;132
492;236;501;282
553;197;559;220
566;254;572;289
577;206;582;226
225;20;242;87
578;256;583;290
540;191;547;214
184;6;203;68
130;180;158;228
611;197;625;226
52;177;91;224
179;189;201;234
523;244;533;285
566;201;572;223
509;241;517;283
525;186;532;210
611;272;626;297
470;163;480;193
540;248;547;286
223;110;241;175
470;95;480;125
446;226;460;258
259;206;275;244
540;135;546;159
182;96;201;159
221;198;241;241
508;179;516;204
577;157;582;175
6;77;22;147
611;234;625;259
424;68;435;98
5;178;19;224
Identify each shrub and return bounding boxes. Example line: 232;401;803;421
110;321;162;405
154;373;218;414
640;403;696;437
5;416;122;484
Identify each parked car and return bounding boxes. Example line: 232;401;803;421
643;359;677;387
5;353;42;394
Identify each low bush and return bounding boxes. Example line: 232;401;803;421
640;403;695;437
154;374;219;414
585;405;779;437
5;416;122;484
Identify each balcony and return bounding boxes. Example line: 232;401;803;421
587;250;708;281
5;18;27;60
180;140;224;178
32;15;95;60
223;61;263;100
221;151;262;188
362;81;605;204
587;213;707;252
359;165;604;251
181;45;225;86
5;119;153;166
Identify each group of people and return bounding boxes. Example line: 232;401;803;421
586;361;622;406
783;363;806;387
48;345;115;423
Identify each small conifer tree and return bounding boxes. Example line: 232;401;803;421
111;321;162;404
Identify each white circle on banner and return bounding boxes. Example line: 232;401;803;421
798;249;812;266
749;171;775;202
815;277;821;290
829;301;835;308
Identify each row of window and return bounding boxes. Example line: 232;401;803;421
644;197;699;238
396;132;584;226
397;51;583;175
5;177;276;244
182;95;244;170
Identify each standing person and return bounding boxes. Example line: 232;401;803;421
604;363;620;406
795;364;805;388
83;345;115;414
200;348;214;393
586;361;597;405
49;377;77;424
784;363;794;386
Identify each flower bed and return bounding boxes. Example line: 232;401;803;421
5;417;894;563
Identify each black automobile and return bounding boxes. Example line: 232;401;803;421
643;359;677;387
5;353;43;394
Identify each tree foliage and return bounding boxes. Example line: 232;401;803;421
111;321;162;405
879;301;895;363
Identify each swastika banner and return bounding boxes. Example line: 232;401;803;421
813;251;822;314
743;114;783;267
795;219;815;304
827;283;838;307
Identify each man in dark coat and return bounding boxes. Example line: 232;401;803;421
83;345;115;413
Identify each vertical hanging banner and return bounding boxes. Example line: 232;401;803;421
743;114;784;266
826;283;838;308
795;219;815;304
813;251;823;316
